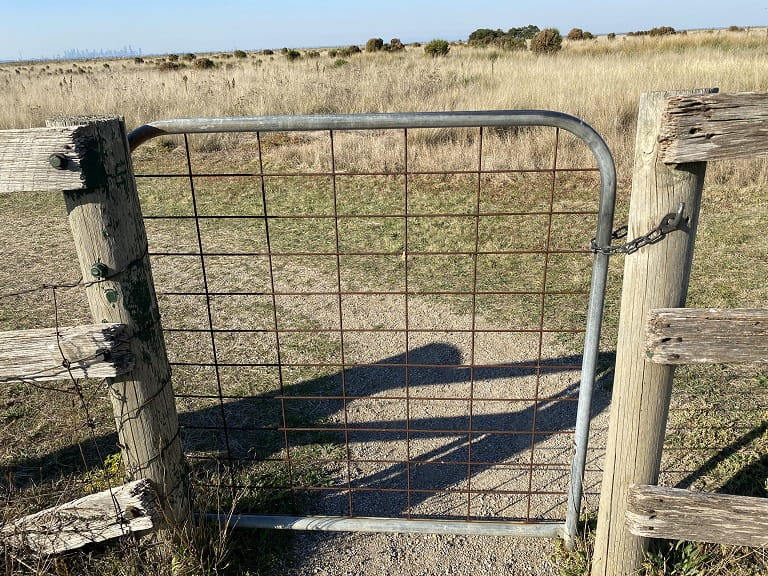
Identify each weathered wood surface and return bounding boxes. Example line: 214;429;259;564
47;116;191;529
0;127;86;193
660;92;768;163
627;484;768;548
647;308;768;364
1;479;158;554
0;323;133;382
591;89;713;576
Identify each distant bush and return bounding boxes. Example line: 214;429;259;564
338;45;361;57
158;61;185;71
627;26;676;37
366;38;384;52
468;25;539;47
233;49;247;58
531;28;562;53
327;49;338;58
183;53;196;60
134;57;144;64
193;57;215;69
305;50;320;58
424;39;450;57
728;25;745;32
567;29;594;41
386;38;405;52
332;58;349;68
285;49;301;61
607;32;616;40
262;49;274;55
167;54;179;62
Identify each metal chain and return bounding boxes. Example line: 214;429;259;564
591;203;688;256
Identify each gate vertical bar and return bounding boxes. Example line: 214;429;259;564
590;90;713;576
48;116;191;530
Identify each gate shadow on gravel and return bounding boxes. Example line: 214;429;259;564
3;344;614;522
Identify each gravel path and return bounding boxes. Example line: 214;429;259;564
256;271;610;576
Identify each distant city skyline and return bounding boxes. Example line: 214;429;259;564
1;0;766;62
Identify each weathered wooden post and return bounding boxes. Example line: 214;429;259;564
46;116;191;530
590;90;712;576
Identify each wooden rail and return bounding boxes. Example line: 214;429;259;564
627;485;768;548
646;308;768;364
0;324;133;382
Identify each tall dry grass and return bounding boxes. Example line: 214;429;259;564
2;29;768;187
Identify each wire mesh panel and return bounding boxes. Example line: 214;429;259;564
128;111;616;540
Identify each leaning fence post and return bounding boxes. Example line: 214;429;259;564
46;116;191;531
590;90;713;576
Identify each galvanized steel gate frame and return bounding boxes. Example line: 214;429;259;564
128;110;616;544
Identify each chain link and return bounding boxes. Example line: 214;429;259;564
591;203;688;256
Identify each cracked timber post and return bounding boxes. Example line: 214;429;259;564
590;90;713;576
46;116;192;532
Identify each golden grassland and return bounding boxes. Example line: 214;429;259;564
2;27;768;187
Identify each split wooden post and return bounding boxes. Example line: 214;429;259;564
46;116;191;530
590;90;713;576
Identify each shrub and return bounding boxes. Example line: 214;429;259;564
332;58;349;68
567;28;585;41
386;38;405;52
167;53;179;62
607;32;616;40
531;28;562;53
193;57;215;69
338;45;361;57
495;36;526;51
183;53;196;60
366;38;384;52
305;50;320;58
327;49;338;58
134;57;144;64
262;49;274;55
424;39;450;57
285;49;301;61
728;25;745;32
158;61;185;71
233;49;247;58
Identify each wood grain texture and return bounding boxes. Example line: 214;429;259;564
591;89;712;576
0;323;133;382
647;308;768;364
1;479;158;554
660;92;768;163
0;127;85;193
627;484;768;547
47;116;191;529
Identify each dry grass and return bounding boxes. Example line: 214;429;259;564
2;29;768;186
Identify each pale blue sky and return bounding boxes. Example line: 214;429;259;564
1;0;766;61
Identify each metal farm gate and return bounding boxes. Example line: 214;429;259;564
127;111;616;543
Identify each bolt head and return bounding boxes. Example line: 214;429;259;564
49;153;68;169
90;262;109;278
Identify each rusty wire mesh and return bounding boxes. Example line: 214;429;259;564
132;123;612;526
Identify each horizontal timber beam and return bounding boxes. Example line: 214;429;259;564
660;92;768;163
0;116;127;194
0;323;133;382
1;479;158;554
627;484;768;548
646;308;768;364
